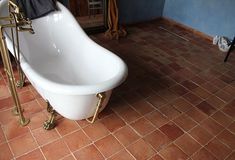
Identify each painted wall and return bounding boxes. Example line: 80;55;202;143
118;0;165;24
163;0;235;39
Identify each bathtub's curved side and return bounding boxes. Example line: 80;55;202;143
0;0;127;120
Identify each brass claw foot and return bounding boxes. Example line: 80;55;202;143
43;101;57;130
16;73;26;88
16;80;24;88
43;120;56;130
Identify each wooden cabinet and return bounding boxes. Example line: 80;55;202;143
68;0;88;16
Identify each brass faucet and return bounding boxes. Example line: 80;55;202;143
8;0;35;34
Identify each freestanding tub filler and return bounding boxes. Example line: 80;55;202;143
0;0;127;129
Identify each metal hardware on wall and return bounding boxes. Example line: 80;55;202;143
86;92;106;123
0;0;34;126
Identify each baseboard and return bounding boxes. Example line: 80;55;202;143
121;17;213;42
159;17;213;42
121;17;163;28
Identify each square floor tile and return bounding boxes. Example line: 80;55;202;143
16;149;44;160
0;143;13;160
173;113;197;131
181;80;199;90
159;122;184;140
56;118;80;136
127;139;155;160
118;106;141;123
170;84;189;96
63;130;91;152
109;149;135;160
147;94;167;108
149;154;164;160
131;99;154;115
144;129;171;151
192;87;211;99
226;152;235;160
228;122;235;134
130;118;155;136
100;114;125;132
183;92;202;106
60;154;76;160
222;100;235;118
146;110;168;127
0;109;17;125
211;111;233;127
32;127;60;146
74;144;104;160
186;108;208;123
206;95;226;109
196;101;216;116
41;139;70;160
191;148;217;160
3;119;29;140
159;144;188;160
28;112;48;130
114;125;139;147
175;133;201;156
159;104;181;120
217;129;235;150
189;125;213;145
171;97;193;112
200;118;224;135
95;134;123;158
83;121;109;141
205;138;232;160
9;132;38;157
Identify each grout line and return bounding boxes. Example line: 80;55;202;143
158;26;190;42
29;126;47;160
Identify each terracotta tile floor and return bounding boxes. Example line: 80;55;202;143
1;19;235;160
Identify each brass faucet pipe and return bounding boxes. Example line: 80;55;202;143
86;92;106;123
10;11;25;88
8;0;20;14
0;16;14;21
0;26;29;126
0;1;32;126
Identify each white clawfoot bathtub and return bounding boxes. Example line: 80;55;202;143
0;0;127;120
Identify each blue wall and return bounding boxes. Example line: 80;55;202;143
118;0;165;24
163;0;235;39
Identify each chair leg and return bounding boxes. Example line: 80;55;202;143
224;36;235;62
